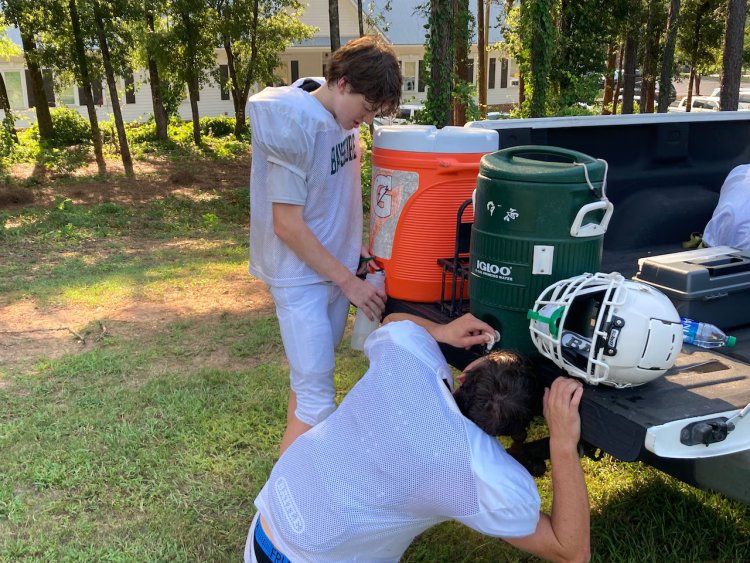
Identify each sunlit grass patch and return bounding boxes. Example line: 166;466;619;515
0;327;283;560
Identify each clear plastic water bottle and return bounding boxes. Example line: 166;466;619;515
680;318;737;349
351;270;386;351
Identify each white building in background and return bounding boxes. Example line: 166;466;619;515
0;0;519;128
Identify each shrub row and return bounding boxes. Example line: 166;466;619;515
17;108;249;149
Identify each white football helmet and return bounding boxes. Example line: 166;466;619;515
527;272;683;388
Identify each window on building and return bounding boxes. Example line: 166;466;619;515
124;72;136;104
467;59;474;84
290;60;299;84
322;63;327;77
403;61;416;92
501;58;508;88
219;65;230;100
26;69;55;107
488;58;496;89
418;60;426;93
43;70;55;106
59;84;75;106
78;81;104;106
93;82;103;105
77;86;88;106
3;71;23;109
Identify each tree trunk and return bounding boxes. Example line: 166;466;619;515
146;11;169;140
695;74;701;95
0;72;19;144
187;77;201;145
528;0;551;117
687;68;695;111
227;0;258;139
19;31;54;140
358;0;364;36
719;0;747;111
92;0;134;177
68;0;106;175
621;32;638;114
452;0;469;125
613;42;624;114
601;43;616;115
430;0;454;127
640;0;659;114
329;0;341;52
224;39;242;136
477;0;487;117
657;0;680;113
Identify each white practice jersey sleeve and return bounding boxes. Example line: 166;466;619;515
249;94;314;181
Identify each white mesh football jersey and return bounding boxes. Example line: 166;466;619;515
254;321;540;562
248;82;362;286
704;163;750;250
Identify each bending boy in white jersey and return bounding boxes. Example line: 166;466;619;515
247;36;402;453
245;313;591;563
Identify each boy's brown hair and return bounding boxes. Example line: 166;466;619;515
326;35;402;115
453;350;538;437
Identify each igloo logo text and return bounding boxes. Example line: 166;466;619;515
475;260;513;280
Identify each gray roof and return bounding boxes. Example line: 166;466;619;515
297;35;362;48
294;2;505;48
372;0;505;46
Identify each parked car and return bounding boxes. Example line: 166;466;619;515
610;70;677;103
709;87;750;104
486;111;510;120
373;103;425;127
668;96;720;113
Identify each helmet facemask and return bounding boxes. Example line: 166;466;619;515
529;273;683;388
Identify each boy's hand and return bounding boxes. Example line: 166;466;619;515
343;275;386;321
357;246;374;276
431;313;497;349
543;376;583;452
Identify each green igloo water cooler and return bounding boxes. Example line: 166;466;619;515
469;146;613;355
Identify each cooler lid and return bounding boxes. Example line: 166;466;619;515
635;246;750;296
373;125;498;154
480;145;607;185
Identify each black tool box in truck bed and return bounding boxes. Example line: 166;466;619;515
386;112;750;505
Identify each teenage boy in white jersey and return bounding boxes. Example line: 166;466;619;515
245;313;591;563
247;36;402;454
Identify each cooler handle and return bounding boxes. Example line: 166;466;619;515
436;158;482;174
570;201;614;237
502;145;595;164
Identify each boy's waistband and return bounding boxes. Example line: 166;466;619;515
254;517;292;563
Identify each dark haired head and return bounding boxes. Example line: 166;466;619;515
453;350;537;437
325;35;402;116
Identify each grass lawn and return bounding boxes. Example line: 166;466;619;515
0;152;749;562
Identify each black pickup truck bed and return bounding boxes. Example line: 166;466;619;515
386;112;750;505
386;281;750;505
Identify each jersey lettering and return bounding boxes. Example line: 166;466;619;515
330;133;357;176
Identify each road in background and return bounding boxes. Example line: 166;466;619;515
673;76;720;98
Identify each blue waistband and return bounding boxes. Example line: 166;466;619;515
254;517;292;563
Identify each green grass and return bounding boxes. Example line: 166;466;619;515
1;160;749;562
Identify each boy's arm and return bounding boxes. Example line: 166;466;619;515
382;312;495;349
504;377;591;563
273;203;385;321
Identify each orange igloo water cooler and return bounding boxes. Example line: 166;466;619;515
369;125;497;302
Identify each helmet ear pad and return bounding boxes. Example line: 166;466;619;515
529;272;684;388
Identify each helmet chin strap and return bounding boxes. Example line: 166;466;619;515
527;306;564;337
